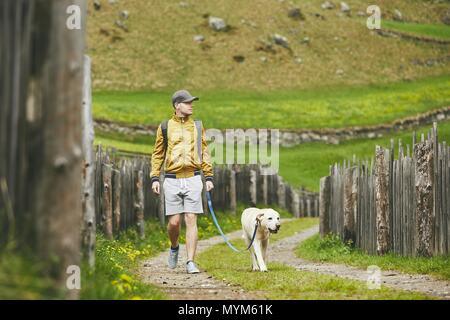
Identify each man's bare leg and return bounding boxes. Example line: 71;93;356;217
184;213;198;261
167;214;181;248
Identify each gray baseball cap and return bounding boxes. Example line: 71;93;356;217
171;89;199;107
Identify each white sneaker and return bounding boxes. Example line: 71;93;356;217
186;261;200;274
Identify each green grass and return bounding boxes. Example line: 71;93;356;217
0;249;64;299
80;219;168;300
95;129;155;154
383;20;450;41
93;75;450;129
94;119;450;192
197;219;432;299
297;234;450;281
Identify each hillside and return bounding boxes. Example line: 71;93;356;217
86;0;450;91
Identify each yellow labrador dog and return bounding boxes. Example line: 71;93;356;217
241;208;281;272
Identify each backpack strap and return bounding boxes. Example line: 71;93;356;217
160;120;169;159
194;120;203;162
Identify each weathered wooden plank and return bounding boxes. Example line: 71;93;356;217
343;166;357;244
433;123;439;254
444;144;449;254
226;167;235;214
389;139;394;252
447;146;450;254
414;140;434;257
249;169;257;207
81;55;95;268
375;146;390;255
102;162;113;240
112;168;121;235
292;189;300;218
277;175;286;210
319;176;331;237
134;169;145;239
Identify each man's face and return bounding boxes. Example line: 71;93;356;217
176;101;194;116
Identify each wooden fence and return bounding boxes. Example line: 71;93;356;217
320;123;450;257
93;147;319;238
0;0;87;298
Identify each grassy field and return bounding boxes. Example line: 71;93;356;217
87;0;449;91
382;20;450;41
93;75;450;129
297;234;450;280
197;219;432;299
95;129;155;154
95;118;450;192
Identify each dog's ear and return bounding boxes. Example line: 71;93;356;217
256;213;264;223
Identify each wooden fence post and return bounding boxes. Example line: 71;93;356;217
262;173;268;205
292;189;300;218
81;55;95;268
229;168;236;215
314;198;319;217
134;169;145;239
102;162;113;240
15;0;87;298
344;166;357;244
277;176;286;209
306;198;311;217
112;168;121;235
320;176;331;237
414;140;434;257
249;169;257;206
300;196;305;218
374;146;390;255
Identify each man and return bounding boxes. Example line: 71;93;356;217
150;89;214;274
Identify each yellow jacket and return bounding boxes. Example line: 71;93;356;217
150;113;213;182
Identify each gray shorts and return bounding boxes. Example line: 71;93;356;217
163;175;204;216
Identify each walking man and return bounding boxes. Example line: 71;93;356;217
150;90;214;274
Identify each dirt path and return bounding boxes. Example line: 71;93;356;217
138;224;450;300
137;229;264;300
271;225;450;299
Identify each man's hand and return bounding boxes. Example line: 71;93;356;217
152;181;160;195
206;180;214;192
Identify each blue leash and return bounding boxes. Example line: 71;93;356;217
206;191;258;253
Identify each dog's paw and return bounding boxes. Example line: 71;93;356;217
252;267;259;272
259;267;268;272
